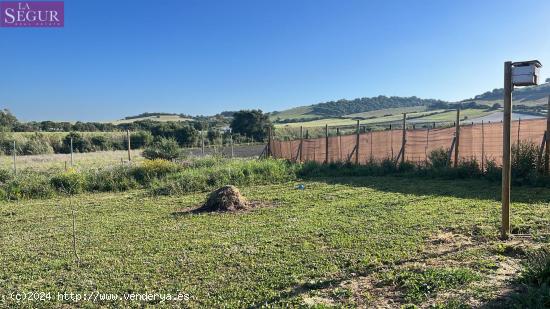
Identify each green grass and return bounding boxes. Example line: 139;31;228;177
1;176;549;307
274;108;494;130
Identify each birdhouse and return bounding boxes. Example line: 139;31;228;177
512;60;542;86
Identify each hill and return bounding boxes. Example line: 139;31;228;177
271;96;448;122
472;81;550;105
109;112;194;124
271;81;550;123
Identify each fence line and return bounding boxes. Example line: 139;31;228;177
270;118;548;167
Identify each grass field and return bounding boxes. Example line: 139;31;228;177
1;175;548;307
274;108;497;129
0;150;145;171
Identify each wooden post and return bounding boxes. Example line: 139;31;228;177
337;127;341;161
325;124;329;164
502;61;513;240
517;118;521;146
12;141;16;174
299;126;303;162
230;129;234;158
127;129;132;162
425;128;430;162
390;124;394;159
201;130;205;155
545;95;550;174
355;120;360;164
401;113;406;164
267;127;272;157
481;120;485;172
70;137;74;167
454;108;460;168
369;131;373;160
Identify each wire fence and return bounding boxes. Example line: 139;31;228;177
270;118;547;167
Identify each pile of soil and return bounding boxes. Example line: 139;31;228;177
198;185;249;212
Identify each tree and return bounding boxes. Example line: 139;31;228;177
0;109;18;130
230;110;272;141
546;78;550;83
490;103;502;110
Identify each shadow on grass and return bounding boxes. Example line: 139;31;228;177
303;175;550;204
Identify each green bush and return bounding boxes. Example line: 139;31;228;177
21;134;54;155
63;132;93;153
2;173;54;200
86;166;138;192
50;170;86;194
90;135;110;151
512;141;538;184
131;159;181;184
142;137;181;160
428;148;449;169
130;131;153;149
510;247;550;307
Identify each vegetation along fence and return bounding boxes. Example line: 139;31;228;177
269;115;550;168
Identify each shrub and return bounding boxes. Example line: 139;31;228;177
90;135;110;151
2;172;54;200
50;169;86;194
63;132;93;153
510;247;550;307
512;141;538;183
131;159;181;184
428;148;449;169
142;137;181;160
86;166;138;192
130;131;153;149
21;134;54;155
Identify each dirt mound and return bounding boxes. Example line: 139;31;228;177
199;185;249;212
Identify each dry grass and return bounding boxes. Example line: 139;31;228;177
0;150;144;171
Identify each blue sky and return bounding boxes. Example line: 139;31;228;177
1;0;549;121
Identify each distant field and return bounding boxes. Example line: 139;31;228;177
1;150;144;171
269;106;316;121
109;115;193;124
343;105;428;118
275;108;498;129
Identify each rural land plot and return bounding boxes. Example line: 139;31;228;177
0;176;549;307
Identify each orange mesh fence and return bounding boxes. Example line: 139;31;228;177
271;119;547;166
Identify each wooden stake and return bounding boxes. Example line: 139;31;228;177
70;137;74;167
325;124;329;164
267;127;272;157
481;120;485;172
546;95;550;174
501;61;513;240
517;118;521;146
127;130;132;162
355;120;360;164
299;126;303;162
12;140;16;174
454;108;460;168
337;128;342;161
230;130;234;158
537;132;546;172
201;130;205;155
425;128;430;163
401;113;406;164
390;124;394;159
